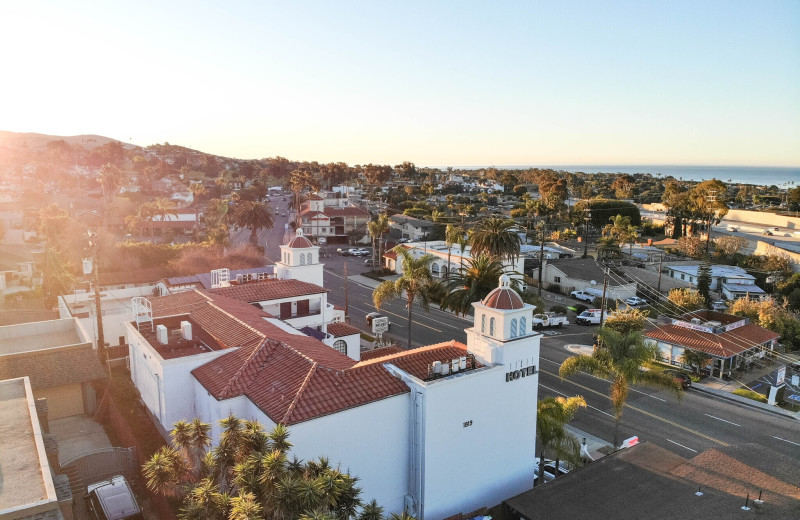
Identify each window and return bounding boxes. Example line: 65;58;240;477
520;316;526;334
680;274;685;280
510;318;518;338
431;263;440;277
481;314;486;333
306;253;312;264
332;340;347;354
300;254;306;266
554;276;561;283
489;317;495;336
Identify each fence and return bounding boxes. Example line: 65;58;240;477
94;388;177;520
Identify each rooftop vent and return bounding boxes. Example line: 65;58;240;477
706;321;722;327
156;324;168;345
691;318;702;325
180;321;192;341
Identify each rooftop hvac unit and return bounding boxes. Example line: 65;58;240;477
440;363;450;376
180;321;192;341
706;321;722;327
460;356;467;370
690;318;702;325
432;361;442;374
451;359;459;373
156;324;168;345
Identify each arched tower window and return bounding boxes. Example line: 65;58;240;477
481;314;486;333
489;317;495;336
307;253;313;264
332;340;347;354
300;254;306;266
510;318;518;338
519;316;527;335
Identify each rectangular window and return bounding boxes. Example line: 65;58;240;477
554;276;561;283
680;274;685;280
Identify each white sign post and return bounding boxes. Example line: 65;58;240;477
372;317;389;346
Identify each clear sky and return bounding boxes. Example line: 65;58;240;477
1;1;798;167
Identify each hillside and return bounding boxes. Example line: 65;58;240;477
0;130;122;151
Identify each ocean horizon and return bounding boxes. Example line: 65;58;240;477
437;164;799;187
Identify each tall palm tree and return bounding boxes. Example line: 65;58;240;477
559;328;683;449
444;224;464;279
468;217;521;263
440;254;510;316
152;197;179;223
374;213;390;268
536;396;586;486
96;162;122;230
232;201;275;246
373;246;435;349
367;220;382;268
603;214;638;255
189;182;208;235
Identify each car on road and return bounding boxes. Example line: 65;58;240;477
763;230;773;236
318;237;327;245
624;296;647;307
85;475;145;520
337;248;352;256
533;459;570;485
711;301;727;311
364;258;378;266
772;226;780;231
663;369;692;390
366;312;391;329
576;309;603;325
350;248;371;256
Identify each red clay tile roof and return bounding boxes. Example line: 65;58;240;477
482;287;524;310
323;206;369;217
287;235;314;248
355;341;479;380
0;344;106;388
100;268;163;286
645;323;779;358
208;279;326;303
360;346;404;360
327;322;361;337
383;251;398;259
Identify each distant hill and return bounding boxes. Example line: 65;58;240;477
0;130;122;151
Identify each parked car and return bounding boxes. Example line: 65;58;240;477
337;248;349;256
352;248;371;257
364;258;377;266
763;230;773;236
624;296;647;307
532;313;569;329
663;369;692;390
772;226;780;231
366;312;390;329
85;475;145;520
317;237;327;245
571;289;598;302
711;301;727;311
533;459;570;485
576;309;603;325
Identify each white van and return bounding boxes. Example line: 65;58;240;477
318;237;327;245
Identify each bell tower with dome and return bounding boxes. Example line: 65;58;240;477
466;275;540;367
275;228;324;286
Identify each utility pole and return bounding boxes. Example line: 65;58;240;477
344;262;350;323
538;221;546;297
656;255;664;294
599;275;609;327
705;190;717;253
86;231;108;375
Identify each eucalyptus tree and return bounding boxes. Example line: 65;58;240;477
373;246;435;349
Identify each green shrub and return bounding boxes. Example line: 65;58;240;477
549;304;568;315
732;388;767;403
573;304;588;315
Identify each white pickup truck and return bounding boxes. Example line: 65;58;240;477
575;309;603;325
532;313;569;329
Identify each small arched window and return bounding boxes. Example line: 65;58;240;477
306;253;312;264
481;314;486;333
519;316;527;335
332;340;347;354
431;263;440;277
510;318;518;338
489;317;495;336
300;254;306;266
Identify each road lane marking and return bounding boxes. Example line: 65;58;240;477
771;436;800;447
704;414;741;427
666;439;697;453
540;384;614;418
542;368;729;446
629;387;667;402
362;307;443;333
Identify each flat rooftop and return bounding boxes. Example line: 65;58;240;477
0;318;84;355
137;316;222;360
0;377;57;515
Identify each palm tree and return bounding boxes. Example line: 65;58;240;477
189;182;208;235
232;201;275;246
96;162;122;230
603;214;638;255
468;217;521;263
367;220;383;269
373;246;435;349
559;328;683;449
374;213;390;268
536;396;586;486
444;224;464;279
152;197;179;223
440;254;510;316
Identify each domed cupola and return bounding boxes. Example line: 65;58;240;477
287;228;314;249
482;275;524;310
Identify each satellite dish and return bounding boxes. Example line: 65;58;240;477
591;280;597;285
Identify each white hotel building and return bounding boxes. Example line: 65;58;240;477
126;230;541;520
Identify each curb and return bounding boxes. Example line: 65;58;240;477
692;383;800;421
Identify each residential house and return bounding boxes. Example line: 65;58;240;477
299;195;370;244
666;264;765;300
126;276;541;520
388;214;436;242
537;258;638;302
645;310;780;380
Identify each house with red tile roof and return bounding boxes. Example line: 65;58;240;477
125;275;542;520
299;194;370;244
644;310;780;379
